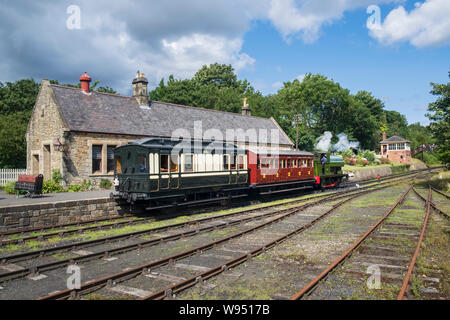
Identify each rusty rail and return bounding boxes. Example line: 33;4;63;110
412;187;449;219
397;187;432;300
290;184;412;300
430;186;450;200
37;186;380;300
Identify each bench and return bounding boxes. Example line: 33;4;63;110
14;174;44;198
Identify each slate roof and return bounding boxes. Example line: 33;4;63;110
51;84;293;146
380;135;410;144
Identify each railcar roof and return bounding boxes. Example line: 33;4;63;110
247;148;313;157
118;137;246;153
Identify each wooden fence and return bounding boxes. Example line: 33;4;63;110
0;169;27;185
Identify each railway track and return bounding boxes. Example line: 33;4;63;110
0;173;411;254
0;183;398;286
0;168;442;300
1;166;440;246
288;184;445;300
35;182;408;300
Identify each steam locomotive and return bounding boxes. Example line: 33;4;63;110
112;138;347;209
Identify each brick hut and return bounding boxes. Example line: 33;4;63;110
380;132;411;164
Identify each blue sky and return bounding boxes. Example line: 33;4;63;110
237;3;449;125
1;0;449;126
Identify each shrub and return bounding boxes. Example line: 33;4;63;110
339;149;354;158
1;181;26;195
81;179;93;191
68;184;83;192
380;157;390;164
51;169;63;184
42;180;65;193
99;179;112;189
358;150;376;164
357;158;369;166
344;157;357;166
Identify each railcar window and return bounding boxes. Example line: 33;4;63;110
184;154;194;172
231;155;237;170
170;155;179;172
92;145;102;174
287;159;291;168
224;155;230;170
107;146;116;173
138;154;147;173
274;159;279;169
115;156;122;174
160;155;169;172
238;155;245;170
257;159;260;169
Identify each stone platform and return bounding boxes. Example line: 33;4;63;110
0;190;130;232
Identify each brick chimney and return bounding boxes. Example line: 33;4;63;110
132;71;149;106
242;97;251;116
382;131;386;141
79;72;91;93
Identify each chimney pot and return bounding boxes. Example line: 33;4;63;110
132;71;149;106
80;72;91;93
242;97;251;116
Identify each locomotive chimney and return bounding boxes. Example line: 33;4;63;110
132;71;149;106
79;72;91;93
242;97;251;116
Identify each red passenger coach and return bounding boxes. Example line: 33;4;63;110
247;149;316;194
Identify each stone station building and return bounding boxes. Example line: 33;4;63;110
26;72;294;186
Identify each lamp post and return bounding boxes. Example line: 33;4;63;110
293;114;301;151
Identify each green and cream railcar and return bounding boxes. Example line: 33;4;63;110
113;138;248;206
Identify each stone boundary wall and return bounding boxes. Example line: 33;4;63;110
347;162;429;182
0;197;129;232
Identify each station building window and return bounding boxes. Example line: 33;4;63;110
107;146;116;173
115;156;122;174
92;145;102;174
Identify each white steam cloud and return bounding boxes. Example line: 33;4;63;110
315;131;333;151
315;131;360;151
332;133;360;152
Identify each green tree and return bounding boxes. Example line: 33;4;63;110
0;79;40;115
0;112;29;168
426;72;450;163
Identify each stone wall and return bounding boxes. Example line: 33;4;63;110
0;198;130;232
64;131;145;185
26;80;68;181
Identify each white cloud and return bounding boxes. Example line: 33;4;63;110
271;81;283;89
296;74;306;82
368;0;450;47
267;0;402;43
0;0;257;93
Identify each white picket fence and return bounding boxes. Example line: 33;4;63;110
0;169;27;186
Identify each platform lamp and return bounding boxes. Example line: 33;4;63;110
53;138;67;152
